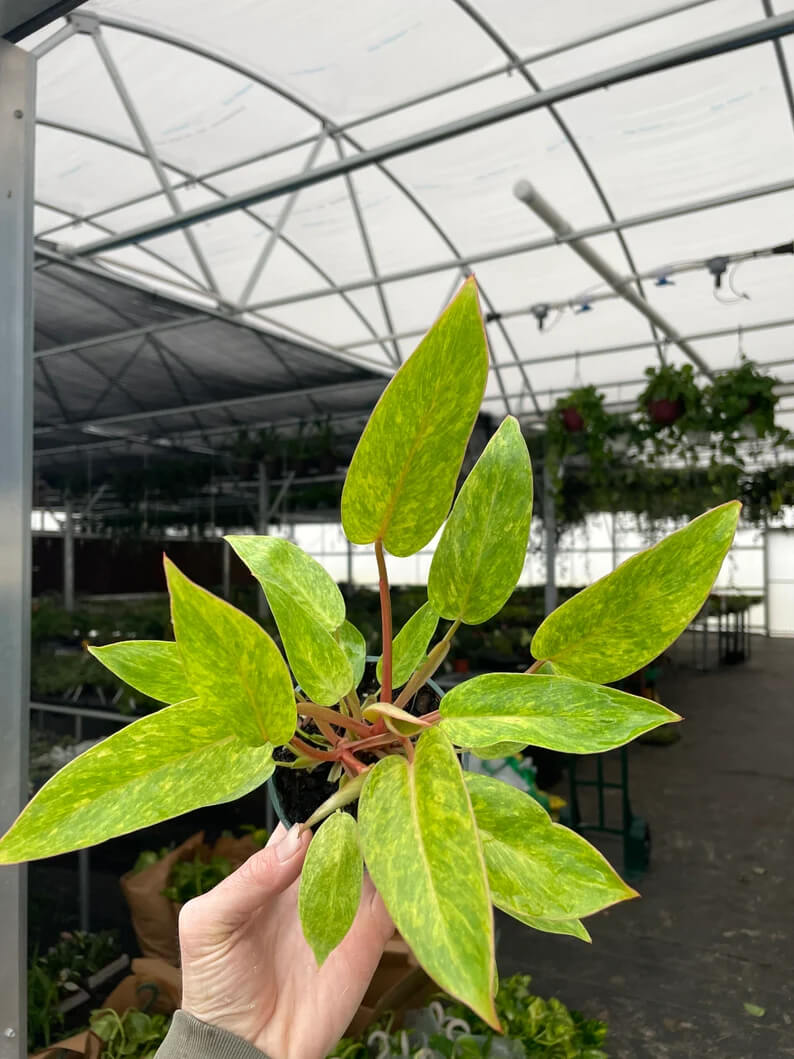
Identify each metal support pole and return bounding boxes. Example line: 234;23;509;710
542;461;558;616
63;493;75;612
0;38;35;1059
762;521;770;637
611;513;619;571
514;180;712;378
257;462;269;620
346;537;354;589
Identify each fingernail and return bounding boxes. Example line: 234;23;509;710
275;823;303;862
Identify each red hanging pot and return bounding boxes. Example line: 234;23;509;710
560;406;585;433
647;398;684;426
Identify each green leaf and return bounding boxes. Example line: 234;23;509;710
87;640;193;704
531;502;741;683
341;279;489;556
358;727;498;1027
502;911;591;943
743;1003;765;1018
224;535;345;630
165;558;295;745
441;674;680;753
428;417;532;624
337;621;366;691
299;812;363;966
466;774;637;920
469;741;526;760
376;602;439;687
224;537;352;706
0;698;275;863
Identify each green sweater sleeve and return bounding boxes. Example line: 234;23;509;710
154;1011;270;1059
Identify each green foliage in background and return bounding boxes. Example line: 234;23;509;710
5;280;739;1024
328;974;608;1058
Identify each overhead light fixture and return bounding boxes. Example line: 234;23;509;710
531;303;550;331
706;256;729;289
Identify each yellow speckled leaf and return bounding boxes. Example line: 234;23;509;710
224;537;352;706
376;601;439;687
341;279;489;557
0;699;274;863
358;727;498;1028
531;502;741;683
299;812;362;966
165;558;295;745
466;774;637;921
428;416;532;624
88;640;193;703
441;673;680;754
503;912;591;943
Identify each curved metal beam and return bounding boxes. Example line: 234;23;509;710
450;0;665;365
61;12;523;412
35;119;395;364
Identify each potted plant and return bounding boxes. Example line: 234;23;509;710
705;358;780;440
551;385;610;439
1;280;740;1027
638;362;702;428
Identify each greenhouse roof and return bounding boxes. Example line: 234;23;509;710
17;0;794;482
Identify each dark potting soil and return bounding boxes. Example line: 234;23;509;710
272;662;441;826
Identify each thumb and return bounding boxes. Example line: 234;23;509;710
194;823;311;928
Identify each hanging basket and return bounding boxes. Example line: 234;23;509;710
647;397;684;426
560;406;585;433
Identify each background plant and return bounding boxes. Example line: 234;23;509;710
2;280;740;1026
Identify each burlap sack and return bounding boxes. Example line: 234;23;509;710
120;832;206;965
211;833;261;870
29;1030;101;1059
101;958;182;1017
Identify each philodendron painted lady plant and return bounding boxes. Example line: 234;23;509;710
1;279;739;1029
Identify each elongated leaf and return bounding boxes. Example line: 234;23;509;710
441;674;680;753
0;698;274;863
469;741;526;760
466;774;636;921
88;641;193;704
224;536;345;631
500;910;591;943
429;417;532;624
337;621;366;691
362;701;431;735
342;280;489;556
358;727;498;1027
165;559;295;745
224;537;352;706
299;812;363;966
531;502;741;683
376;602;439;687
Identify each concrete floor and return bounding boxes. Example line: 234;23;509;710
497;635;794;1058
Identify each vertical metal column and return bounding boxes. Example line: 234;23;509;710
346;537;354;588
0;39;35;1059
63;493;75;612
257;462;269;619
762;521;770;637
542;461;558;615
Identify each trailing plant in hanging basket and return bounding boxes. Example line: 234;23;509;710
0;280;741;1026
638;362;704;429
705;358;780;440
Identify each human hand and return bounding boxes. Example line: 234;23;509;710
178;822;394;1059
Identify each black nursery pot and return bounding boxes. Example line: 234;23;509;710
268;663;444;829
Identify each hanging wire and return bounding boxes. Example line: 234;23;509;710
713;262;751;305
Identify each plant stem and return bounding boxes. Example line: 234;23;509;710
299;703;371;737
316;718;341;746
375;538;393;704
340;731;402;754
289;735;337;762
525;658;546;674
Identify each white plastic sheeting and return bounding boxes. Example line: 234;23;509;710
19;0;794;432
